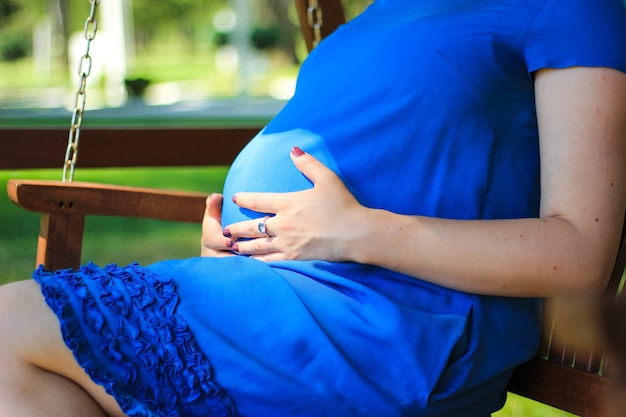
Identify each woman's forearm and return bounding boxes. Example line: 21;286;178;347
349;209;622;297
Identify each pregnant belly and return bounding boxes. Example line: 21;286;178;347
221;128;341;226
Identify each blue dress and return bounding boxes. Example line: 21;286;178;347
34;0;626;416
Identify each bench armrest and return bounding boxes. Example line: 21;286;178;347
7;179;208;223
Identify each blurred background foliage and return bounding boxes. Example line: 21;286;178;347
0;0;372;103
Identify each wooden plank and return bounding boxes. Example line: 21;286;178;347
37;212;85;270
508;356;609;416
0;127;258;170
7;179;208;223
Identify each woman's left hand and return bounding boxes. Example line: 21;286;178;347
223;147;369;262
201;193;237;258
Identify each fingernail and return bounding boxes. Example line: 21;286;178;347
231;243;239;252
291;147;305;157
232;195;237;204
227;240;235;248
223;228;232;238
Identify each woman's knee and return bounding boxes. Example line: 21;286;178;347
0;280;39;331
0;280;126;415
0;281;123;416
0;279;72;366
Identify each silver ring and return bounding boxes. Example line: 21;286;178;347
258;216;271;237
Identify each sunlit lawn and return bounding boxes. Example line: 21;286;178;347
0;40;301;104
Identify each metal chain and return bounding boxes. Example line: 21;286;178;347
306;0;323;48
63;0;100;182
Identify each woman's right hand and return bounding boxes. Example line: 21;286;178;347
200;193;236;257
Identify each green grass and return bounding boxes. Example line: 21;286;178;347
495;394;575;417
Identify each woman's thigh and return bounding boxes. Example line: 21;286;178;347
0;279;126;416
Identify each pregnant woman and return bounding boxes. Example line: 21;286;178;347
2;0;626;416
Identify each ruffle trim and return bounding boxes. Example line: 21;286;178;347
33;262;239;417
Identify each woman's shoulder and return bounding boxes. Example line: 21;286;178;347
523;0;626;73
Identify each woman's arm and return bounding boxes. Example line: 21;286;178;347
215;67;626;297
349;67;626;296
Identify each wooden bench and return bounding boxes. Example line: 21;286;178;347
3;0;625;414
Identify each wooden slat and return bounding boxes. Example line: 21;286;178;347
508;357;609;416
0;128;258;169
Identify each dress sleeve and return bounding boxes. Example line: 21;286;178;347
523;0;626;73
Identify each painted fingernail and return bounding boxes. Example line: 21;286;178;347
223;228;232;238
232;195;237;204
231;243;239;252
227;240;235;248
291;146;305;157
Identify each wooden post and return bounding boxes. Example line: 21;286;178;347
37;212;85;271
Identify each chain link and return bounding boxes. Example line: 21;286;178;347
306;0;323;48
63;0;100;182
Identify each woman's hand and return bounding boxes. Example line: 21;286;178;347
223;147;369;262
200;193;236;257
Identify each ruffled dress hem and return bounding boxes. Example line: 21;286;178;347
33;262;239;417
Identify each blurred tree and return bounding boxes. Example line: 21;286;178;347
1;0;93;66
258;0;300;63
49;0;69;69
131;0;226;51
343;0;371;18
0;0;372;77
250;0;370;64
2;0;372;60
0;0;46;62
0;0;22;61
0;0;20;19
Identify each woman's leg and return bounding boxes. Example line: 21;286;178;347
0;279;126;417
